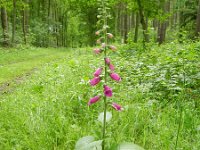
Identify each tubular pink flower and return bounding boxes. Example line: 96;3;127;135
95;31;100;36
105;58;111;65
107;33;113;38
93;48;101;54
90;77;101;86
94;67;103;77
109;45;117;51
109;64;115;71
104;85;112;97
88;96;101;105
112;102;123;111
110;73;121;82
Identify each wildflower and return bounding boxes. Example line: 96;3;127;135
107;33;113;38
95;31;100;36
88;95;101;105
110;73;121;82
93;48;101;54
94;67;103;77
105;58;110;65
90;77;101;86
112;102;123;111
109;45;117;51
104;85;112;97
109;64;115;71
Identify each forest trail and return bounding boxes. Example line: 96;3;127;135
0;47;69;94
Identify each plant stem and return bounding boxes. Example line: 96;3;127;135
174;101;183;150
175;57;185;150
102;0;108;149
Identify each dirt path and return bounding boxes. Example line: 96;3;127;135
0;68;37;95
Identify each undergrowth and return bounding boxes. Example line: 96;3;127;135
0;42;199;149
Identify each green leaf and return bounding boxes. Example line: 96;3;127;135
117;143;145;150
98;112;112;124
75;136;102;150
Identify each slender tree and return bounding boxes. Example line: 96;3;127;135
12;0;17;43
157;1;170;45
134;12;139;42
195;0;200;37
1;7;9;46
124;6;128;43
136;0;149;43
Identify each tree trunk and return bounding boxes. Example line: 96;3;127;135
195;0;200;37
37;0;41;17
54;6;59;47
22;10;27;44
64;14;68;47
131;13;135;29
157;21;167;44
114;5;119;36
1;7;9;46
12;0;17;43
120;4;124;43
136;0;149;43
124;8;128;43
157;1;170;45
117;3;121;37
153;19;158;41
134;13;139;43
47;0;51;46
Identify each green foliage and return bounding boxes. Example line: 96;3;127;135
0;43;199;149
120;41;200;104
0;46;68;84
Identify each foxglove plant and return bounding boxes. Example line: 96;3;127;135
88;0;123;149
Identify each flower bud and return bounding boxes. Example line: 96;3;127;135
90;77;101;86
112;102;123;111
107;33;113;38
109;64;115;71
94;67;103;77
96;39;101;44
95;31;100;36
93;48;101;54
105;58;111;65
88;96;101;105
109;45;117;51
101;43;106;48
104;85;112;97
110;73;121;82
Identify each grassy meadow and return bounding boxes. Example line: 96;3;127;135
0;42;200;149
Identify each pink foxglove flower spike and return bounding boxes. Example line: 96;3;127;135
89;4;123;149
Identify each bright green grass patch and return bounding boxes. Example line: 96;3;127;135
0;46;70;84
0;44;199;149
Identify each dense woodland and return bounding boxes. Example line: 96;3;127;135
0;0;200;149
1;0;200;47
